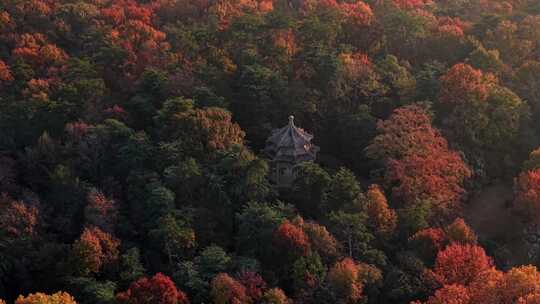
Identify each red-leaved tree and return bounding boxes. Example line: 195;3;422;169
368;105;471;212
273;220;311;258
117;273;189;304
434;244;493;286
439;63;494;104
236;271;267;302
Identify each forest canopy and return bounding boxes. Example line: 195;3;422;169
2;0;540;303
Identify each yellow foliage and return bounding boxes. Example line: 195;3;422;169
15;292;77;304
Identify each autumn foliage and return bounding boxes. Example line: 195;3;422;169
433;244;493;285
419;265;540;304
236;271;267;301
327;258;364;303
98;0;169;81
12;33;68;67
338;1;374;27
367;105;444;160
209;0;274;29
273;220;311;257
440;63;494;104
513;168;540;223
0;59;13;82
409;227;447;261
445;218;477;245
15;292;77;304
392;0;433;10
162;107;245;157
72;226;120;274
0;195;38;238
210;273;250;304
410;218;477;262
303;221;339;261
84;188;117;231
523;148;540;172
2;0;540;303
365;184;397;238
261;288;290;304
368;105;471;210
117;273;189;304
419;284;471;304
385;132;472;210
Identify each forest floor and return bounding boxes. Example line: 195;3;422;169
464;180;530;268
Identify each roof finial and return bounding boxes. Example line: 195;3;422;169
288;115;295;127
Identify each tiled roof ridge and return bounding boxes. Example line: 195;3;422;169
264;115;319;163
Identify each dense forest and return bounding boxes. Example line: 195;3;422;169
2;0;540;303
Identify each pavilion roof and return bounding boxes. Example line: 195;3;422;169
264;116;319;163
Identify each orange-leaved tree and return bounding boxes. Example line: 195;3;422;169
327;258;364;303
365;184;397;238
513;168;540;224
273;220;311;258
210;273;250;304
433;244;493;286
367;105;471;212
15;292;77;304
71;226;120;275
